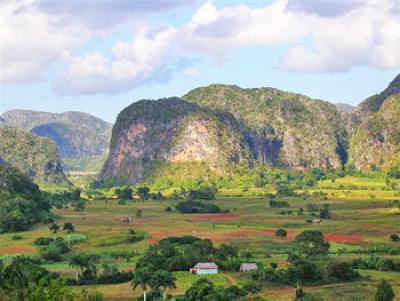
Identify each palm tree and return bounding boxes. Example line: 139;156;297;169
49;223;60;242
63;222;75;247
131;267;153;301
151;270;176;300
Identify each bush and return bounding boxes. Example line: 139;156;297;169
269;200;290;208
275;229;288;238
39;238;70;262
242;280;262;293
188;186;216;200
34;237;53;246
327;261;359;281
12;235;23;240
0;198;43;233
175;200;223;214
126;229;149;243
390;234;399;242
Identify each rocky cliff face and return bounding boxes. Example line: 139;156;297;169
101;75;399;184
184;85;348;171
1;110;112;157
0;127;69;184
100;98;251;184
348;75;400;172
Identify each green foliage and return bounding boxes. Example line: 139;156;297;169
185;278;247;301
269;200;290;208
39;238;70;262
375;280;395;301
115;187;133;200
275;229;288;238
126;229;150;243
0;198;44;233
62;155;107;172
0;127;68;184
327;261;359;281
295;231;330;258
390;234;400;242
175;200;223;214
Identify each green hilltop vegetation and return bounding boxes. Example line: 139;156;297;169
101;97;251;185
349;93;400;172
0;127;69;184
183;84;348;169
100;74;400;187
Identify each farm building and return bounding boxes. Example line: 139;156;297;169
190;262;218;275
312;218;322;224
240;263;257;272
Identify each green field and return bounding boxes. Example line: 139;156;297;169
1;176;399;300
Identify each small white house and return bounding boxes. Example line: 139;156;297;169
190;263;218;275
240;263;258;272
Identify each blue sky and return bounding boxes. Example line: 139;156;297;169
1;0;399;123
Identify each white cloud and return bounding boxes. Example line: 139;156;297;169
0;0;88;82
180;0;309;57
53;27;176;94
1;0;399;93
181;0;400;72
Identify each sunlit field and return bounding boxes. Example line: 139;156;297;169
0;175;399;300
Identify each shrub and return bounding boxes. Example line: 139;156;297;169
327;261;359;281
175;200;223;214
34;237;53;246
269;200;290;208
275;229;288;238
390;234;399;242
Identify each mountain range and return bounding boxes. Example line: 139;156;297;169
100;74;400;185
0;110;112;158
1;75;398;186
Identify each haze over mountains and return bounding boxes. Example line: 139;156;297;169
0;110;112;158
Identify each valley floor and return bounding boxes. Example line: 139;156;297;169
1;176;399;300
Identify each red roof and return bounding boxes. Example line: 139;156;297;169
193;262;218;269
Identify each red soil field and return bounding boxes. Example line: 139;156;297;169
190;213;240;221
0;247;35;254
324;233;364;243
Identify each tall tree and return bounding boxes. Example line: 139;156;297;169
63;222;75;247
150;270;176;300
131;267;153;301
375;280;395;301
295;230;330;258
49;223;60;242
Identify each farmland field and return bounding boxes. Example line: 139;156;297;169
0;176;399;300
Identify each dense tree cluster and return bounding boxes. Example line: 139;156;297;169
0;167;52;233
0;257;103;300
175;200;223;214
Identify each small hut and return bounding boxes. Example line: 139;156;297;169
190;262;218;275
240;263;258;272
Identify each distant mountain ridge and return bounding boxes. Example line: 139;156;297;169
1;110;112;158
335;103;355;114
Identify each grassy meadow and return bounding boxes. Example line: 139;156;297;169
0;175;399;300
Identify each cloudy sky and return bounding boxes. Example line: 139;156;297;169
0;0;399;122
